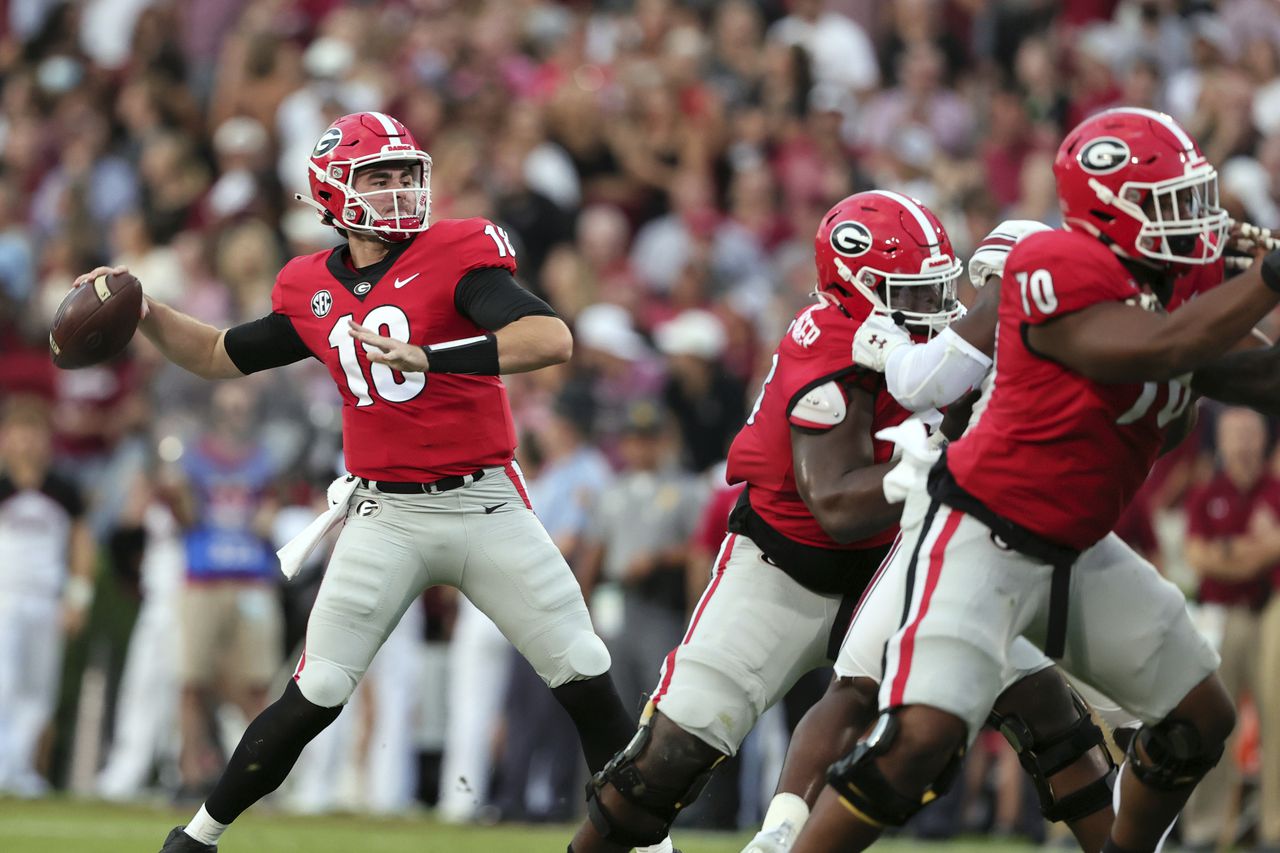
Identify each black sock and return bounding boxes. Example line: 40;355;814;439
552;673;637;773
1101;839;1142;853
203;680;342;823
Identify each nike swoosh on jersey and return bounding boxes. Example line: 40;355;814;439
393;273;421;289
483;503;506;514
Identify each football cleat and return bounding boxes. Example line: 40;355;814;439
740;821;799;853
157;826;217;852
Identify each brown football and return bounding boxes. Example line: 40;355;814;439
49;272;143;369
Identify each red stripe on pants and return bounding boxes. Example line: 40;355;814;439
889;510;962;706
652;533;737;706
504;462;532;509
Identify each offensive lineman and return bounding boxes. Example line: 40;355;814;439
790;109;1280;853
73;112;665;853
568;192;1117;853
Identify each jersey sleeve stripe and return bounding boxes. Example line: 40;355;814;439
430;334;489;350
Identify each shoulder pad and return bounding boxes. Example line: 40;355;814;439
1005;230;1137;323
789;380;848;429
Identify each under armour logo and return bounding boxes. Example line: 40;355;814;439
868;335;886;349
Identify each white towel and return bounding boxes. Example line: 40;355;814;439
875;420;941;505
276;474;360;579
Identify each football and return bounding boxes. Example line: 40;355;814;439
48;272;143;369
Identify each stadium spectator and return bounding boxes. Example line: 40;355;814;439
1182;407;1280;848
0;397;95;796
580;401;706;711
172;383;284;797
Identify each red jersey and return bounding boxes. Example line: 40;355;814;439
1167;257;1225;310
1184;472;1280;607
726;297;911;551
947;229;1194;551
273;218;519;480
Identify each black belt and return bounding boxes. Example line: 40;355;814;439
360;469;486;494
927;455;1080;659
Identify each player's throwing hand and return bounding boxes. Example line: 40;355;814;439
348;319;428;372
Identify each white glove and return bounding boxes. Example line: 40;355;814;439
967;220;1053;288
852;313;912;372
875;421;940;505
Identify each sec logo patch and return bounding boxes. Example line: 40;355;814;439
311;290;333;318
354;498;381;518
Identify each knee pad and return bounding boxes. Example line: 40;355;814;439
1127;718;1224;792
988;688;1116;823
564;631;611;681
826;711;965;829
584;715;725;849
293;659;355;709
543;631;611;688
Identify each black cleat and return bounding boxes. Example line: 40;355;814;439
158;826;217;852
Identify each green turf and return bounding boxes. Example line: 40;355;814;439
0;797;1040;852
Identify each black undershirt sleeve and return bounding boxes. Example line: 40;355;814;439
223;313;314;375
453;267;557;331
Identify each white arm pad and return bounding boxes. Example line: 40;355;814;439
883;326;993;412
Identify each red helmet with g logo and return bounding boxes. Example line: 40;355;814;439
303;112;432;243
813;190;964;336
1054;107;1227;266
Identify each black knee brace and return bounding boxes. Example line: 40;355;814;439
988;689;1116;823
584;716;725;849
825;711;964;829
1126;718;1224;791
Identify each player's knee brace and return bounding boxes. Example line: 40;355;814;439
826;711;964;829
584;716;725;849
988;689;1116;823
294;660;356;709
1126;718;1224;791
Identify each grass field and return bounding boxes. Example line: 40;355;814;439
0;798;1043;853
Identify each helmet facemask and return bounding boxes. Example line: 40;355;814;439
835;254;965;338
1089;163;1228;266
312;153;433;243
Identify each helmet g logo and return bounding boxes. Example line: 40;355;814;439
830;221;873;257
312;127;343;158
1078;137;1131;174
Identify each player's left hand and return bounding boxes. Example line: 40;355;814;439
348;320;428;372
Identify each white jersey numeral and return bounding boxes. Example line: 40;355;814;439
327;306;426;407
1016;269;1058;315
484;224;516;258
1115;380;1191;426
746;352;780;426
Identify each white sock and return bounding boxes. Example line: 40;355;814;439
636;838;674;853
761;792;810;833
184;805;229;846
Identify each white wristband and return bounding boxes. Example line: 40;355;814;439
63;575;94;610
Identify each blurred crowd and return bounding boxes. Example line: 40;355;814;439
7;0;1280;847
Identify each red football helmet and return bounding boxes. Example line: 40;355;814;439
813;190;964;336
302;112;432;243
1054;107;1227;266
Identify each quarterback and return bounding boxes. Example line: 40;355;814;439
76;112;662;853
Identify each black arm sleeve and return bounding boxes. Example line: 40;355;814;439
223;313;314;375
453;267;557;330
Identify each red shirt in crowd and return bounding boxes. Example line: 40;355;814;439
1184;472;1280;608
